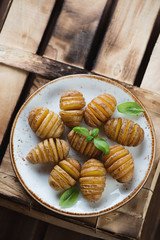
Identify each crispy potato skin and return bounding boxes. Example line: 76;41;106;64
104;118;144;147
59;110;84;128
28;107;64;138
48;158;81;191
67;130;102;158
102;145;134;183
60;90;86;110
26;138;69;164
84;94;117;127
79;159;106;202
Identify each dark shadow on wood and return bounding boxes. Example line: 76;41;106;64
0;0;13;32
85;0;118;71
134;10;160;87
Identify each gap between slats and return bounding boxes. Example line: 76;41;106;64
0;0;13;31
134;10;160;87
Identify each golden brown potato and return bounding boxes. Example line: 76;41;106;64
60;90;86;110
102;145;134;183
28;107;64;138
79;159;106;202
26;138;69;164
59;110;84;128
67;130;102;158
84;94;117;127
49;158;81;191
104;118;144;147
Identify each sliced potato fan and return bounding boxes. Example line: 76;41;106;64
49;158;81;191
28;107;64;138
60;90;86;110
104;118;144;147
79;159;106;202
59;110;84;128
67;130;102;158
102;145;134;183
26;138;69;164
84;94;117;127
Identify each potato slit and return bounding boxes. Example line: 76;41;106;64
92;101;109;118
98;96;114;112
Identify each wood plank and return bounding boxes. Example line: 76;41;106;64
44;0;107;68
0;45;88;79
0;0;56;145
93;0;160;85
0;0;12;31
0;206;46;240
141;35;160;93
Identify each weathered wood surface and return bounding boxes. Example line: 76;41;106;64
141;35;160;93
0;45;88;79
44;0;107;68
0;0;56;145
93;0;160;85
0;74;160;239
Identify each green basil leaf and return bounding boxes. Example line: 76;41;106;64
86;136;94;142
91;128;99;138
73;127;90;137
117;102;144;116
94;137;110;154
59;186;79;208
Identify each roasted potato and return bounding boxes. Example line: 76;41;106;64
84;94;117;127
67;130;102;158
49;158;81;191
59;110;84;128
26;138;69;164
60;90;86;110
28;107;64;138
104;118;144;147
79;159;106;202
102;145;134;183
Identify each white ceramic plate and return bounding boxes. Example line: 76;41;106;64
10;74;155;217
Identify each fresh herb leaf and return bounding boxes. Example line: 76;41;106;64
59;186;79;208
117;102;144;116
94;137;110;154
73;127;90;137
86;136;94;142
91;128;99;138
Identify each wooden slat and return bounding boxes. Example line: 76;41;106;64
44;0;107;68
0;206;46;240
0;45;88;79
141;35;160;93
0;0;56;145
93;0;160;85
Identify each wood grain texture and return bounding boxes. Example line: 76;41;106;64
44;0;107;68
93;0;160;85
0;45;88;79
0;0;56;145
141;35;160;93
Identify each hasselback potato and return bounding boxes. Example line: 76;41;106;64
59;110;84;128
102;145;134;183
67;130;102;158
26;138;69;164
84;94;117;127
28;107;64;138
79;159;106;202
49;158;81;191
104;118;144;147
60;90;86;110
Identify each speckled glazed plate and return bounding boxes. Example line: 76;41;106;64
10;74;155;217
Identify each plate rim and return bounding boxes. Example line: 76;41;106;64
9;74;156;217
